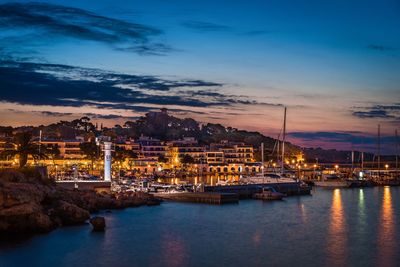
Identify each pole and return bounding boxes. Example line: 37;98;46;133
282;107;287;173
38;130;42;164
261;142;264;184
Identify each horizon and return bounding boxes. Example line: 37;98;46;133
0;0;399;154
0;109;398;156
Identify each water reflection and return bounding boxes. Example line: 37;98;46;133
377;186;395;266
326;189;347;266
160;232;187;267
358;189;366;229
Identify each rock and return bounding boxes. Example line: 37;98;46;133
90;216;106;231
0;202;54;233
0;169;160;236
51;201;90;226
146;198;161;206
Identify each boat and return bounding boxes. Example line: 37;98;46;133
240;173;297;184
314;174;353;188
252;186;285;200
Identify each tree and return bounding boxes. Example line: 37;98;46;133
114;147;138;162
1;131;46;167
181;155;195;164
79;141;99;171
158;155;168;163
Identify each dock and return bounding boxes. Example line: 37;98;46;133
205;183;311;198
153;192;239;204
56;180;111;192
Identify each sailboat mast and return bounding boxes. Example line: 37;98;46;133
378;124;381;178
261;142;264;177
361;152;364;172
396;129;399;174
281;107;287;172
351;149;354;174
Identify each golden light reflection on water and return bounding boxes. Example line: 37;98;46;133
377;186;395;266
326;189;347;266
358;189;366;228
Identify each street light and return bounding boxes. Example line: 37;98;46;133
385;164;389;171
335;165;339;171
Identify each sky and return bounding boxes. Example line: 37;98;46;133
0;0;399;154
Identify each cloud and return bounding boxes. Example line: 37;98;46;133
289;131;398;154
0;60;276;115
0;2;170;55
181;20;231;32
41;111;73;117
367;44;397;52
352;103;400;121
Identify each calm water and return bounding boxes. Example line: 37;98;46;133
1;187;400;267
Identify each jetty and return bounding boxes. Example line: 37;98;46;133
205;183;311;198
153;192;239;204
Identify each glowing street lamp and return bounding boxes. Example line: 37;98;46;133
385;164;389;170
335;165;339;172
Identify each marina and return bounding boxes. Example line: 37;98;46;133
2;187;399;267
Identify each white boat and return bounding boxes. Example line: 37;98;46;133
314;174;353;188
240;173;297;184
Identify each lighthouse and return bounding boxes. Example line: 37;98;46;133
103;141;113;181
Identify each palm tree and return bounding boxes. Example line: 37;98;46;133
1;131;46;167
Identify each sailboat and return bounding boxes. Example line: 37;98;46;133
240;107;297;185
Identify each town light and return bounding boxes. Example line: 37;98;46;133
385;164;389;170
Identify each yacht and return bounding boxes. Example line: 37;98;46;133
239;173;297;184
314;174;353;188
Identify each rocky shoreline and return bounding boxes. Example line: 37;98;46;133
0;169;160;236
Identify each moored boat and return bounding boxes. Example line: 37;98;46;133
314;174;353;188
252;186;285;200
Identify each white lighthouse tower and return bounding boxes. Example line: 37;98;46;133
103;141;113;181
97;137;114;182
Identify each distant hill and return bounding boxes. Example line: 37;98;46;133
2;109;395;163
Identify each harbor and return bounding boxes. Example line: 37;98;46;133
2;186;399;267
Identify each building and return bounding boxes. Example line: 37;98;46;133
221;144;254;163
137;136;168;159
167;137;206;163
205;151;224;164
40;138;85;159
115;140;141;154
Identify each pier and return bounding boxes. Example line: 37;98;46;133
153;192;239;204
205;183;312;198
56;180;111;192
